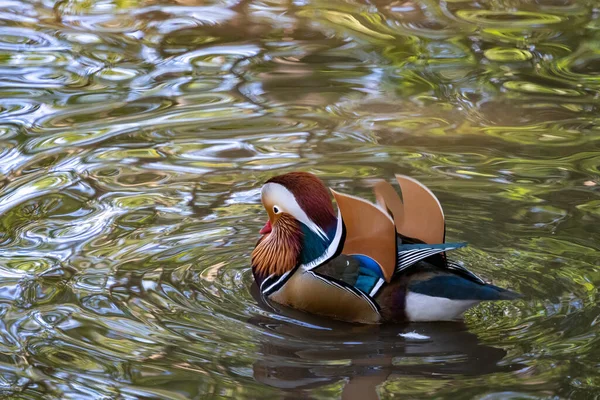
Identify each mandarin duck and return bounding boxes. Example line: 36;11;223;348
251;172;520;323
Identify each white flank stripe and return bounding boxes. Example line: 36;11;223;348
369;278;385;297
262;269;293;295
309;272;380;314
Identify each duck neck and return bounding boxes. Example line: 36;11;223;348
298;218;338;265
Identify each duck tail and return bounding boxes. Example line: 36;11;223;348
487;284;522;300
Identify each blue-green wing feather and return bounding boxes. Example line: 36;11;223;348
409;275;521;300
313;238;506;300
313;254;384;296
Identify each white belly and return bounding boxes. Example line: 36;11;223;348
405;291;480;322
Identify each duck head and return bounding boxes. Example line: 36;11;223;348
251;172;337;282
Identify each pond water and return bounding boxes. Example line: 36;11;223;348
1;0;599;398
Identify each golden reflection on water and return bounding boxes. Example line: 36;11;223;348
0;0;599;398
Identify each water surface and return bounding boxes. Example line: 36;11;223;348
0;0;599;398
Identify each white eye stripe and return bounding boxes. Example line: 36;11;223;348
261;183;327;240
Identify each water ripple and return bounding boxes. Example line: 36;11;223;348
456;10;565;27
0;28;66;51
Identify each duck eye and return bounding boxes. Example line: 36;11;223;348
273;206;281;214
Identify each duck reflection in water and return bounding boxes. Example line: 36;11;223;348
250;284;523;399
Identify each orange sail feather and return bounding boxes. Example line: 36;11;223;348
331;189;396;282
